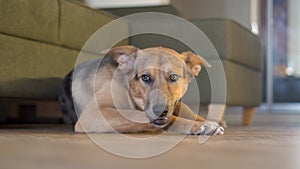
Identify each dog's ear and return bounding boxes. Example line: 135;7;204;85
101;46;138;70
180;51;211;76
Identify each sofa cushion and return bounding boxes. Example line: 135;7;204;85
0;0;128;52
0;0;59;43
194;60;262;106
60;0;129;51
190;19;262;71
130;18;262;71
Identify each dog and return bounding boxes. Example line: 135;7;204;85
59;46;224;135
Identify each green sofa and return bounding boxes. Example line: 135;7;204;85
0;0;128;99
0;0;128;122
0;1;262;125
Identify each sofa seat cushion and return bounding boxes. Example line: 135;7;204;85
0;34;77;99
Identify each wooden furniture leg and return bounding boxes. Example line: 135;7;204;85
242;106;256;126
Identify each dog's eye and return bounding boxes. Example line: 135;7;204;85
141;74;152;83
169;74;178;82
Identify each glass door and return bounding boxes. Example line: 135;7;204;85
273;0;300;102
261;0;300;110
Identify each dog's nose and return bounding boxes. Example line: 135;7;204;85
152;104;168;117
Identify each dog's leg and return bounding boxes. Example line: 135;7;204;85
75;98;159;133
100;107;162;133
207;104;227;128
173;103;227;130
167;115;224;135
173;102;205;122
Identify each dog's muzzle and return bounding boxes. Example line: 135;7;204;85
148;104;171;127
147;89;174;127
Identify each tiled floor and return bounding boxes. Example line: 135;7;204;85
0;112;300;169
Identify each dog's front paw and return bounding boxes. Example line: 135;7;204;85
191;121;224;135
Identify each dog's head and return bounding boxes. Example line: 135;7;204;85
106;45;211;127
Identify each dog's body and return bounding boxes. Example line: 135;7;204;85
59;46;224;135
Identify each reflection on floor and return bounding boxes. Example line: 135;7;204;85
0;112;299;169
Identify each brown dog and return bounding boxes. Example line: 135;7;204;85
59;46;224;135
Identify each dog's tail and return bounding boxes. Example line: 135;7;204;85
58;71;77;125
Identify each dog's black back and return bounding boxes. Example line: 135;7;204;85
58;71;77;125
58;56;118;126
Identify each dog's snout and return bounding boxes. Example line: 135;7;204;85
152;104;168;117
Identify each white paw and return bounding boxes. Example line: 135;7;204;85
192;121;224;135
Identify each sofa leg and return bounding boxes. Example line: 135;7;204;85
242;106;256;126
